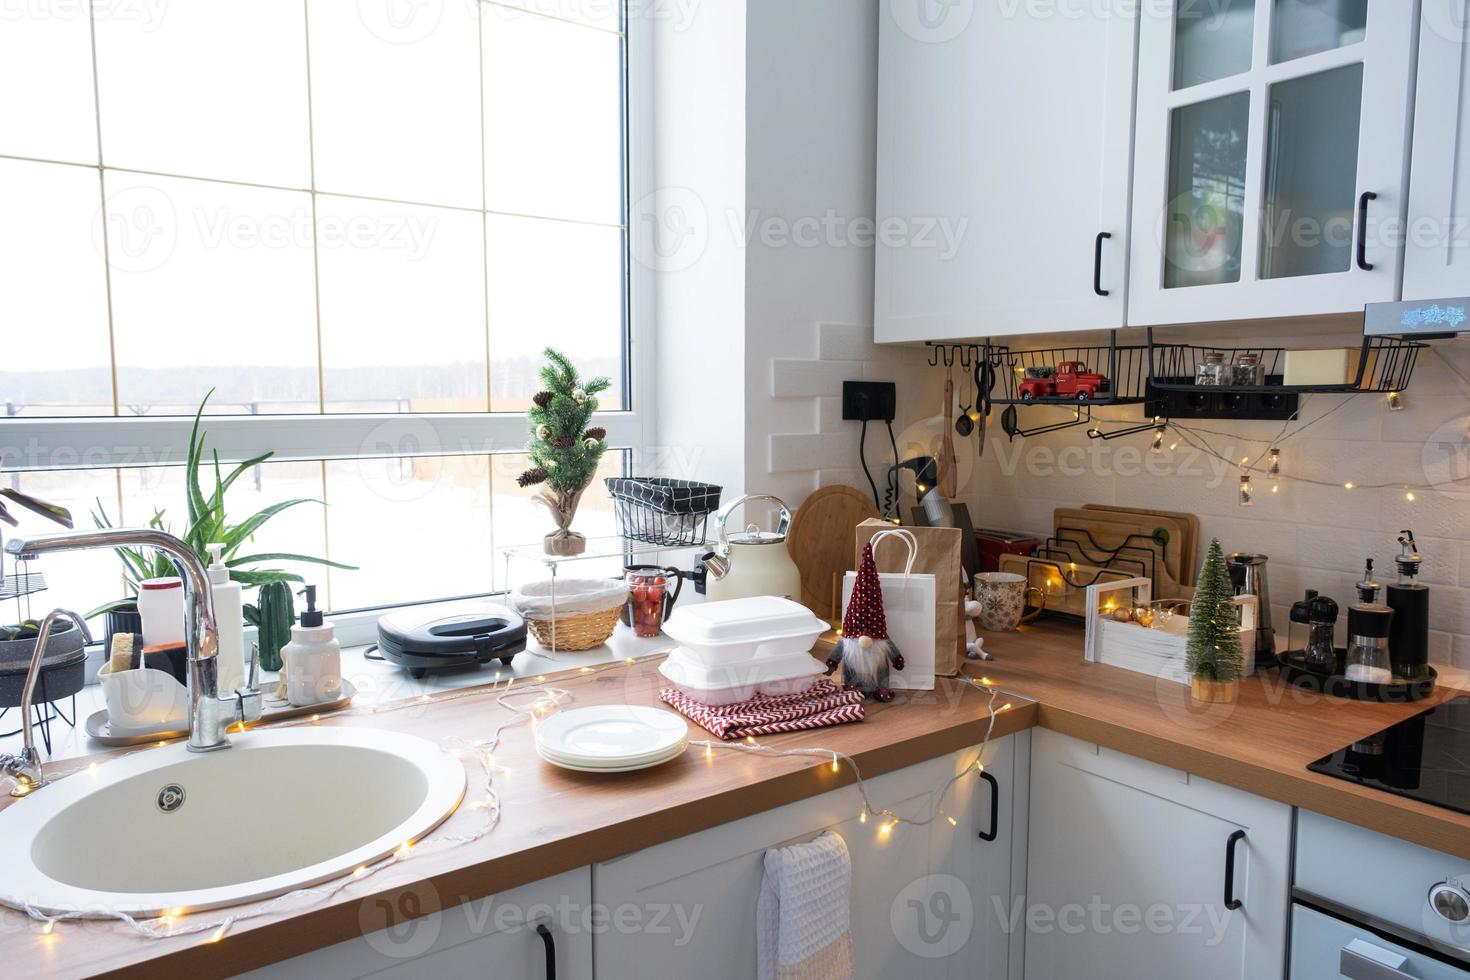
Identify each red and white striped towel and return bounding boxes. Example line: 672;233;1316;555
660;682;865;740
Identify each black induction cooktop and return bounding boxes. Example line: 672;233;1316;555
1309;696;1470;817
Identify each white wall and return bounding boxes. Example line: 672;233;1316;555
648;0;748;497
652;0;948;517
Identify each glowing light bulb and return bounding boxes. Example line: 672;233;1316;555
1405;490;1416;502
1151;427;1165;455
1387;391;1403;411
946;815;958;827
859;810;868;824
1267;448;1281;480
1239;475;1254;507
1344;482;1355;490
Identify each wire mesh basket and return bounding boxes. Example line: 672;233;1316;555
605;478;722;547
1145;330;1427;394
981;337;1151;406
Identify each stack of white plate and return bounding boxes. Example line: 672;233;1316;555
535;705;690;773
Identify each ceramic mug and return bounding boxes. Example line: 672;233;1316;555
972;572;1046;632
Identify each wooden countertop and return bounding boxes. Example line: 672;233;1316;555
5;621;1468;978
0;655;1036;979
975;620;1470;858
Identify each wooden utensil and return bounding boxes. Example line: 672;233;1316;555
938;369;958;498
785;485;881;624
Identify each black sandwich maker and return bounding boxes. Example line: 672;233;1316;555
375;602;527;678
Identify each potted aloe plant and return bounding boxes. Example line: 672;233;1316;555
88;392;352;654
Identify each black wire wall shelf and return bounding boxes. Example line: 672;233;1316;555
1144;328;1427;395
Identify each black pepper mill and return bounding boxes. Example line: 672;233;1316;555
1386;530;1431;681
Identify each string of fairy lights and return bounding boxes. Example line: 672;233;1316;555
7;659;1009;948
1086;347;1470;507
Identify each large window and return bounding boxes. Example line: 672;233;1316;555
0;1;647;617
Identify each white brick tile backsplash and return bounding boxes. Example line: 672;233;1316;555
818;396;846;434
769;433;823;473
1429;630;1454;666
771;357;858;398
1455;633;1470;669
817;322;874;362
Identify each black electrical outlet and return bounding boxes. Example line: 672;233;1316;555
1144;380;1300;421
842;381;896;422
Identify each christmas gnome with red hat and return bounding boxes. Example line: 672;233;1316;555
825;542;905;702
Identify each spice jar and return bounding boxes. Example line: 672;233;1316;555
1195;352;1227;386
1231;352;1263;386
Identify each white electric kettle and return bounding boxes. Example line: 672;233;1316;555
702;494;802;602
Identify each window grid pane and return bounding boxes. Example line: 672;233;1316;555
3;1;629;420
1;2;634;615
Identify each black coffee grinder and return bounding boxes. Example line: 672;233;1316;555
1386;530;1432;681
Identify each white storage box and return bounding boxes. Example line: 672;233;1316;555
661;596;827;666
658;650;826;705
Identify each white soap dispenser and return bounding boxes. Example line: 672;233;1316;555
206;543;245;694
283;585;340;707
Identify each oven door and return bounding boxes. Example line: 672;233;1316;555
1291;904;1470;979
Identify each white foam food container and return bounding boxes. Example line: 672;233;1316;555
658;650;827;706
661;596;828;665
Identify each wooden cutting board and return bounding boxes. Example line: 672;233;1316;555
785;485;881;623
1081;504;1200;584
1051;508;1188;597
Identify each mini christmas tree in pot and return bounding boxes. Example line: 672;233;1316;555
1186;537;1246;703
517;348;611;556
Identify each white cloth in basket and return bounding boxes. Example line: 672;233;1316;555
510;578;628;618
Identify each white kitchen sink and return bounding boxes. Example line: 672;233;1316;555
0;727;465;917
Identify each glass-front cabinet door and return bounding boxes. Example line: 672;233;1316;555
1128;1;1418;326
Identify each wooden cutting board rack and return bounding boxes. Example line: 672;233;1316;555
998;505;1199;619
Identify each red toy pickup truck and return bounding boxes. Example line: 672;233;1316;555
1018;361;1109;402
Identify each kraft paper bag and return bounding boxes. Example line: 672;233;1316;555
842;566;937;692
854;518;964;677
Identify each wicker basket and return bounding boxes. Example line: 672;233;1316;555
511;578;628;652
525;605;623;651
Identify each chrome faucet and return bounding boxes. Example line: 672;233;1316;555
0;608;91;796
4;528;262;756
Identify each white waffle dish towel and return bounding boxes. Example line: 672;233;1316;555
756;831;854;980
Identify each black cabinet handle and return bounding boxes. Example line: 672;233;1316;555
1224;830;1246;911
536;923;556;980
1093;232;1113;297
1357;192;1377;271
977;769;1000;842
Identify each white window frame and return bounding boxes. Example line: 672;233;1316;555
2;4;656;483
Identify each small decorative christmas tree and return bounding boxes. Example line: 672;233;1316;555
517;348;611;556
1186;537;1244;701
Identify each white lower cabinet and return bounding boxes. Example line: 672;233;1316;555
239;867;591;980
592;735;1028;980
1023;730;1292;980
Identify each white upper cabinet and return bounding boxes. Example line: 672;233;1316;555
1404;0;1470;300
875;0;1139;341
1128;1;1418;326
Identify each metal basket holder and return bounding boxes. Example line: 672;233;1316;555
1144;327;1427;394
605;477;722;548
